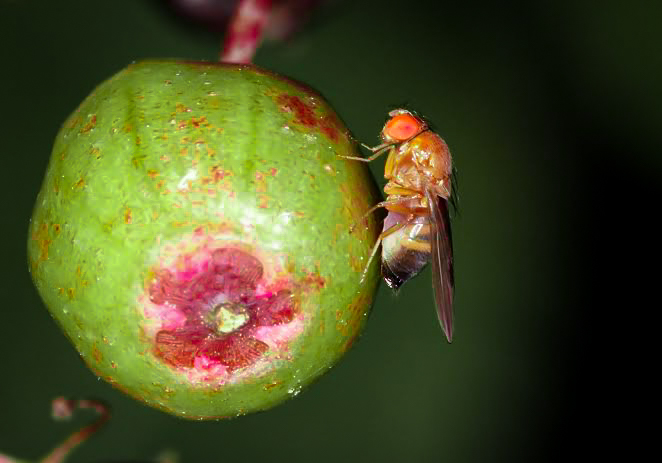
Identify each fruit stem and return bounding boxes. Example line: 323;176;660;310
220;0;273;63
40;398;110;463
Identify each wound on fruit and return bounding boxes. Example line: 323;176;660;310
148;247;298;374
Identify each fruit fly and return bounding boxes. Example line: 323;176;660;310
342;109;455;342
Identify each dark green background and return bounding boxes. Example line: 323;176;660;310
1;1;658;461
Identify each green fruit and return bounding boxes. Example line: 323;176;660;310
28;60;381;419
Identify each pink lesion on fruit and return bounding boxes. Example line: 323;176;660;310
141;233;307;383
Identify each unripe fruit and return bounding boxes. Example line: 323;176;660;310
28;61;380;419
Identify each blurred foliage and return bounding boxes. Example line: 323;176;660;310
0;0;659;462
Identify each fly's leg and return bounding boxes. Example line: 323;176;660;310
359;213;426;283
359;219;408;284
337;142;394;163
349;196;422;233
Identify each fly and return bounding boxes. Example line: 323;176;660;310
342;109;455;342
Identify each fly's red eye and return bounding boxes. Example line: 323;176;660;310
383;113;425;142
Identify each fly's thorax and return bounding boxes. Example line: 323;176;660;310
381;213;431;290
409;131;452;172
386;145;429;194
384;131;452;197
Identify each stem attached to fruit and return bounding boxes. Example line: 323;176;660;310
40;398;110;463
221;0;273;63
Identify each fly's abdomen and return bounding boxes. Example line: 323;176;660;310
381;213;431;290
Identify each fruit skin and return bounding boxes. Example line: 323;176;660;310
27;60;381;419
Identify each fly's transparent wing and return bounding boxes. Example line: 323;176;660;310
425;188;454;342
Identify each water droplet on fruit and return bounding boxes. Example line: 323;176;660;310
287;386;302;397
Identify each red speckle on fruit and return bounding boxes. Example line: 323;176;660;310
93;345;103;363
274;94;341;143
192;116;208;128
66;115;82;129
209;165;231;183
263;380;282;391
176;103;191;113
255;171;267;193
303;272;326;290
320;125;339;142
80;114;97;134
31;222;51;262
277;94;316;126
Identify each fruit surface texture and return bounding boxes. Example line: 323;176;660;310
28;60;380;419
